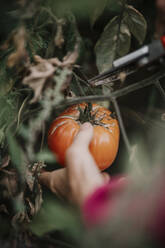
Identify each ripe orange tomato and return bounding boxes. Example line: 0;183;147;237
48;103;120;171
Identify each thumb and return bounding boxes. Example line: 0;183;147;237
72;122;93;148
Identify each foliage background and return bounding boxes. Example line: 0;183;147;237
0;0;165;247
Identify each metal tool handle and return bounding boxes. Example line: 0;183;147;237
88;36;165;83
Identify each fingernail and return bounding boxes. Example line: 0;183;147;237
80;122;92;130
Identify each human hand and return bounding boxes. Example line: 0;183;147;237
39;122;110;205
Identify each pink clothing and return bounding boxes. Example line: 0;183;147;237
82;176;126;227
82;174;165;245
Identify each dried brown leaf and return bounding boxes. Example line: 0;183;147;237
26;162;45;191
22;44;78;103
161;113;165;121
0;156;10;170
26;169;35;192
7;26;28;68
24;162;43;218
0;33;13;50
0;204;9;214
62;44;79;67
48;57;63;67
23;56;56;103
11;192;29;224
0;171;18;197
119;71;127;83
0;160;43;223
12;211;29;224
54;19;65;48
25;185;42;217
48;44;79;68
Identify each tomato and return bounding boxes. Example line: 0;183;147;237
48;103;120;171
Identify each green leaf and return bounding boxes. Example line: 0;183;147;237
0;128;5;146
95;16;131;73
0;94;18;130
36;149;56;163
124;5;147;45
64;12;82;56
0;79;15;96
0;59;15;96
30;198;81;237
90;0;107;27
7;132;23;171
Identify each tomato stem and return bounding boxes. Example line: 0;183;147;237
78;103;95;124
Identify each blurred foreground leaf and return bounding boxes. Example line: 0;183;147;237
0;94;18;128
30;197;82;238
36;149;56;163
7;132;23;171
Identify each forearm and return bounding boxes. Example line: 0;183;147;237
39;169;69;200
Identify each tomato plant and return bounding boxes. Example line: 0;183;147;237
48;103;120;170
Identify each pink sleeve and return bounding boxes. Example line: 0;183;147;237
82;176;126;227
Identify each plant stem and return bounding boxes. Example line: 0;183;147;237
154;80;165;101
111;96;131;152
55;71;165;110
